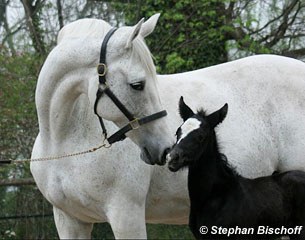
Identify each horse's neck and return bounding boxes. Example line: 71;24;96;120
36;68;89;143
188;134;239;204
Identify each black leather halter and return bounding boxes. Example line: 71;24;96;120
93;28;167;145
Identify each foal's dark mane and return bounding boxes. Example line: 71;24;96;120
196;109;240;180
196;109;207;119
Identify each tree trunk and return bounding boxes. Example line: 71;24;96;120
56;0;64;29
21;0;46;55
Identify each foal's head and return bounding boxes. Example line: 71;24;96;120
167;97;228;172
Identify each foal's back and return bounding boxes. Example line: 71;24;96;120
272;170;305;221
197;171;305;239
240;170;305;226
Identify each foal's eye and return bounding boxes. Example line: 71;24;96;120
130;81;145;91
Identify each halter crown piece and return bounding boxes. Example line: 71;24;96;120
93;28;167;145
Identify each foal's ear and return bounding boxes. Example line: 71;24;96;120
179;96;194;121
126;18;144;49
206;103;228;128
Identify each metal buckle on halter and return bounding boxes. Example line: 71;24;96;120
129;118;140;130
103;138;112;148
97;63;107;76
98;81;109;90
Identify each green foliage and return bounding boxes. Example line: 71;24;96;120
0;185;57;239
0;46;50;239
112;0;229;74
147;224;194;239
0;46;41;161
165;52;186;73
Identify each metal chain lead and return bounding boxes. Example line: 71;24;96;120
8;141;111;164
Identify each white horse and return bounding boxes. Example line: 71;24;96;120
31;14;305;239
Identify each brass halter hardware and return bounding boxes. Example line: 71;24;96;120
97;63;107;77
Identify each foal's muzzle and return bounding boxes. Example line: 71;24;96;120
166;150;183;172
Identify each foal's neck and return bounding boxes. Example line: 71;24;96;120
188;131;239;202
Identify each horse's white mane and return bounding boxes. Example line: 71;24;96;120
132;37;157;80
57;18;111;44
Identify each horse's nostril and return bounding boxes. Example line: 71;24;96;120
164;148;171;158
165;147;171;155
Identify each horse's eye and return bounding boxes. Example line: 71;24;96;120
130;81;145;91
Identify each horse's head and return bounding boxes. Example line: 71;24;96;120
92;14;172;165
167;97;228;172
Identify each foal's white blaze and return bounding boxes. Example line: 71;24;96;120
178;118;201;144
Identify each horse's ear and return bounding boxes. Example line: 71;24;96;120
125;18;144;49
140;13;160;38
206;103;228;129
179;96;194;121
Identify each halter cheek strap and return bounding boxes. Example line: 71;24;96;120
97;28;117;85
93;28;167;145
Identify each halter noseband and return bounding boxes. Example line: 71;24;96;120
93;28;167;145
